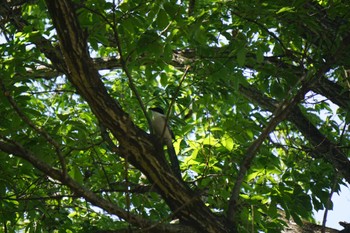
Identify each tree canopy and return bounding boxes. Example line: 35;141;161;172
1;0;350;232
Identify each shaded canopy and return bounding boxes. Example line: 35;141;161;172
0;0;350;232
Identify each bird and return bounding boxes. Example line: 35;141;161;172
149;107;181;179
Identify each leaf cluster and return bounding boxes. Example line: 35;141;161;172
1;0;350;232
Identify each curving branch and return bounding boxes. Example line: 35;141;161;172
2;0;350;232
43;0;230;232
0;136;149;227
239;84;350;183
227;71;313;223
0;137;197;233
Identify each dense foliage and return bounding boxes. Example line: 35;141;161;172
1;0;350;232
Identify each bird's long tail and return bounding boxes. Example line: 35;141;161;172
166;142;182;180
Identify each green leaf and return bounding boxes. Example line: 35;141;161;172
270;81;284;99
221;134;234;151
256;47;264;63
57;113;70;121
236;48;246;66
163;2;177;18
291;212;303;226
2;0;349;231
246;171;260;182
155;9;169;29
160;72;168;87
276;7;295;14
69;166;84;184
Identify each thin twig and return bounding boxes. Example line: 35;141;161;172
111;0;132;221
321;173;339;233
227;73;311;222
162;66;191;138
321;123;348;232
0;134;152;228
81;2;152;132
231;10;304;60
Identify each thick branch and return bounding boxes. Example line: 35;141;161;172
0;138;201;233
3;1;350;231
16;50;350;116
3;1;350;114
312;78;350;111
44;0;230;232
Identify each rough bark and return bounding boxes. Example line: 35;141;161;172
1;1;350;232
43;1;231;232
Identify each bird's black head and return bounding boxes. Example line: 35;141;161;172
150;107;165;114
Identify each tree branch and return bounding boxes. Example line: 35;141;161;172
43;1;230;232
0;136;177;231
227;73;312;223
0;79;67;178
239;84;350;183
